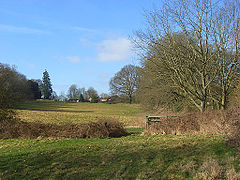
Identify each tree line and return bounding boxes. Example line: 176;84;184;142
58;64;140;104
0;62;141;105
61;85;99;103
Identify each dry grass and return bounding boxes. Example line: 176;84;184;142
194;157;240;180
195;158;225;179
16;101;142;126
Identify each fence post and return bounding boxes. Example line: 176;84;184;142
145;116;149;129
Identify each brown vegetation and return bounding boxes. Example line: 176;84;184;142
195;158;240;180
0;119;128;139
0;109;16;123
145;106;240;151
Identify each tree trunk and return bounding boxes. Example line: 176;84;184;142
129;95;132;104
201;99;206;112
201;92;207;112
221;93;226;110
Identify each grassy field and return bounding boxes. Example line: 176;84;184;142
0;100;240;179
16;100;143;126
1;132;239;179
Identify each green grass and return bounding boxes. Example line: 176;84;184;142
0;133;239;179
16;100;143;126
1;100;239;179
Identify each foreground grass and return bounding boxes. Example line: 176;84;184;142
16;100;142;126
0;130;239;179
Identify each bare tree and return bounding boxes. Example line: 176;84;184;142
234;76;240;104
57;91;67;102
132;0;240;112
67;84;78;99
110;65;140;104
211;0;240;109
100;93;109;98
87;87;99;103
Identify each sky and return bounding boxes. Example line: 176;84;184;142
0;0;161;95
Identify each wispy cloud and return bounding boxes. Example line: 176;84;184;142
97;37;132;62
99;73;111;78
66;56;81;63
79;37;96;47
0;24;50;34
71;26;97;33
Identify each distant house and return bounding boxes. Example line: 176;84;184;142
88;97;92;102
68;99;79;103
99;97;112;103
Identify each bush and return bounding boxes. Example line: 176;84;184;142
0;119;128;139
0;109;17;123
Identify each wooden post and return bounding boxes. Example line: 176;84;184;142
145;116;149;129
145;115;179;129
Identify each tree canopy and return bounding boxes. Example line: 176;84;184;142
132;0;240;111
87;87;99;103
110;65;140;104
0;63;33;108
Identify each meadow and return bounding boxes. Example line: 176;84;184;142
16;100;143;127
0;101;240;179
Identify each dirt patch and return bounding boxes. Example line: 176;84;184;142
0;119;128;139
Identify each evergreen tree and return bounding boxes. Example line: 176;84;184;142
42;70;53;99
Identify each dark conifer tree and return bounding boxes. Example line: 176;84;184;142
42;70;53;99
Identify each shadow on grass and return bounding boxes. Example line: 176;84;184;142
126;128;144;135
15;101;94;113
16;100;80;109
15;108;94;113
0;138;236;179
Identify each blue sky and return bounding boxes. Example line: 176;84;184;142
0;0;161;95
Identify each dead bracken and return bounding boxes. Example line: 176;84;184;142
0;119;128;139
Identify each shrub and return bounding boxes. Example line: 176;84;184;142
0;109;17;123
0;119;128;139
